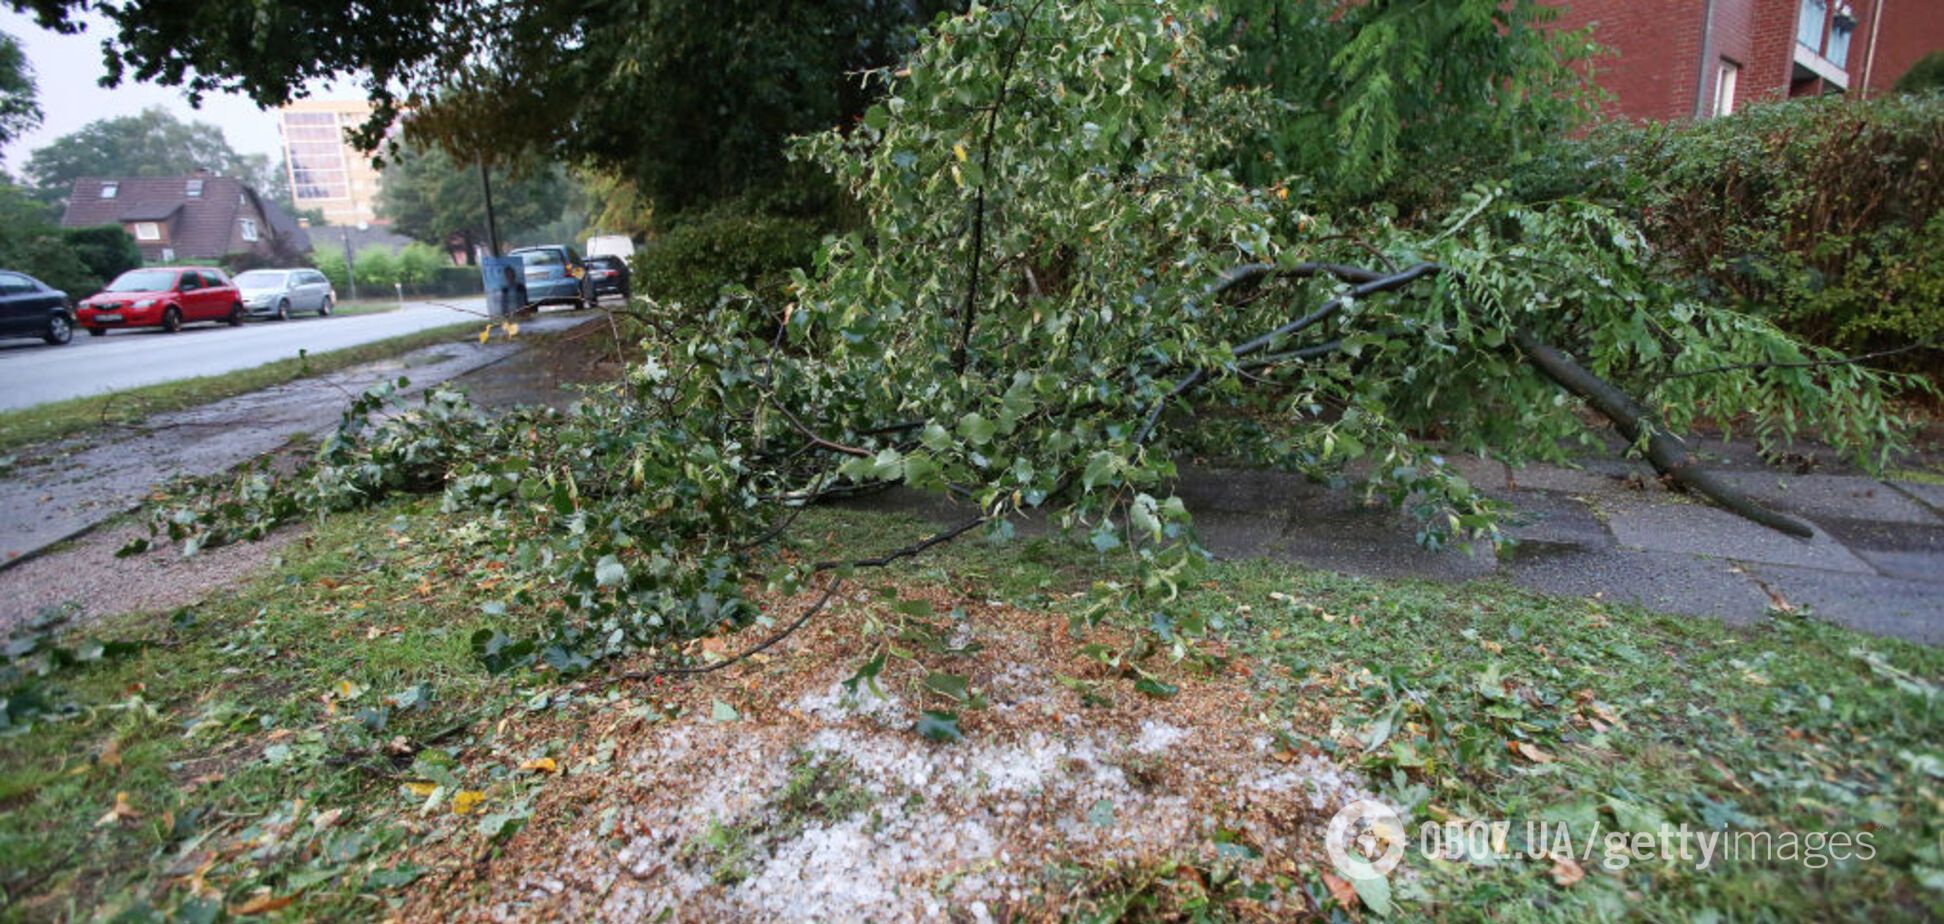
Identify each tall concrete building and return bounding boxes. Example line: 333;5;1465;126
277;99;388;226
1549;0;1944;123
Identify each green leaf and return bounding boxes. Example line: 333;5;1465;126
1351;872;1394;916
1133;676;1177;699
923;672;971;702
916;710;962;742
711;700;741;722
920;422;953;451
1082;450;1120;489
957;412;996;444
595;555;627;588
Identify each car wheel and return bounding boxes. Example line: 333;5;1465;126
228;303;246;326
86;326;105;337
318;296;333;317
44;314;72;345
276;299;290;321
161;307;182;333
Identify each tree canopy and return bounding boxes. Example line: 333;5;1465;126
374;143;570;262
0;30;41;156
21;106;276;203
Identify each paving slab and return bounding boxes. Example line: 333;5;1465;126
1604;501;1875;574
1497;491;1612;550
1711;472;1940;526
1503;546;1774;624
1893;481;1944;515
1745;564;1944;645
1812;520;1944;584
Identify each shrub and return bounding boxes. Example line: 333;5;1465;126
314;250;350;291
1518;95;1944;375
635;199;825;316
353;248;399;289
396;243;445;290
1894;51;1944;94
62;225;142;284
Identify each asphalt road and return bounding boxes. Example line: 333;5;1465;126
0;298;493;411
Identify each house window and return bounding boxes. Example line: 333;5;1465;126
239;218;259;242
100;181;119;199
133;222;161;241
1714;61;1740;117
186;178;204;198
160;248;175;262
1827;3;1855;68
1798;0;1828;52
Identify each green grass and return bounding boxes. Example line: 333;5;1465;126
0;322;484;456
3;503;1939;920
0;500;557;920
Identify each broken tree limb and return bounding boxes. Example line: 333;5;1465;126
1512;329;1815;539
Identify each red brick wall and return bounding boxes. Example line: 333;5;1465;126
1550;0;1708;122
1862;0;1944;94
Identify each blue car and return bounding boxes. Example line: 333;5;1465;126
507;245;592;310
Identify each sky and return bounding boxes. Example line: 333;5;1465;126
0;8;357;171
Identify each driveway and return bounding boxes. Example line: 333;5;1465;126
0;298;494;411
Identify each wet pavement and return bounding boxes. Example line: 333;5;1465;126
850;451;1944;645
0;311;597;568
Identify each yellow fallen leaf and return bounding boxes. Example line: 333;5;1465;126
519;757;559;774
229;893;297;916
95;790;140;827
1550;856;1586;887
404;781;438;798
952;142;968;162
479;326;491;344
1510;741;1555;764
311;808;346;831
451;790;486;815
505;322;519;337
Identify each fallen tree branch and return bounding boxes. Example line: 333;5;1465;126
1229;262;1441;360
1513;329;1815;538
1666;339;1939;379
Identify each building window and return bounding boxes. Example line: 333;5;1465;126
186;178;204;198
132;222;161;241
239;218;260;242
1827;3;1855;68
1798;0;1828;51
100;181;119;199
160;247;175;262
1714;61;1741;117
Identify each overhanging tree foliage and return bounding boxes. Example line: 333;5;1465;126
139;6;1906;685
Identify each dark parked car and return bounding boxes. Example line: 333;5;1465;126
585;255;631;301
507;244;591;309
77;267;245;335
0;270;73;345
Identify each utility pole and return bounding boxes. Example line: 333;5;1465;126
479;161;502;259
341;226;359;300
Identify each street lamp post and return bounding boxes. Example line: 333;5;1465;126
479;161;502;259
340;227;359;301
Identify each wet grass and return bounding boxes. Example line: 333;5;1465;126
0;322;482;456
3;500;1939;920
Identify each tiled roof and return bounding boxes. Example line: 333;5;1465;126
59;175;311;259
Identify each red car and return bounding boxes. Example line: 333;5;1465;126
77;267;246;335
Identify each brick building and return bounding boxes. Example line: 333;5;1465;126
1550;0;1944;123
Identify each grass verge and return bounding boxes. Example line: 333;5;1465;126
0;322;483;456
1;503;1938;920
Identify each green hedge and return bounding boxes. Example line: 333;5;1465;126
635;200;825;314
1517;94;1944;375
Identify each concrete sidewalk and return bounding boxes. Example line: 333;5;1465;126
0;311;597;570
858;451;1944;644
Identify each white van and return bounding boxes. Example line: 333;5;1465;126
585;235;636;259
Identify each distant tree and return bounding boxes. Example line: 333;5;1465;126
5;0;951;220
1894;51;1944;94
22;107;268;203
375;143;566;264
0;31;41;155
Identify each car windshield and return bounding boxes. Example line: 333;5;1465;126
516;250;563;268
235;271;288;288
105;270;181;292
